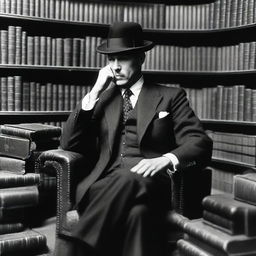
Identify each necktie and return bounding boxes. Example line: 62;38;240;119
122;88;133;124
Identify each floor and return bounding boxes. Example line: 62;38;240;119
32;216;181;256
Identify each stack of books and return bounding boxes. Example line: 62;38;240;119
0;171;47;255
0;123;61;174
0;123;62;255
178;173;256;256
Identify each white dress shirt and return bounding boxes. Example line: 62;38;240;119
81;76;179;172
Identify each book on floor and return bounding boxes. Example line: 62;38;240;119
202;193;256;236
0;134;59;160
182;218;256;255
0;185;39;208
234;173;256;206
0;171;40;188
0;229;47;255
0;123;61;141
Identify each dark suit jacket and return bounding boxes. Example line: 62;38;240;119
61;82;213;204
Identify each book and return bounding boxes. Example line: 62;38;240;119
182;218;256;255
0;151;41;174
234;173;256;206
202;193;256;236
177;238;223;256
0;123;62;141
0;171;40;188
0;229;46;255
0;206;27;222
0;134;59;160
0;223;25;235
0;185;39;208
0;156;26;174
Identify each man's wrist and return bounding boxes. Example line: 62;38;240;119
82;92;99;110
162;153;179;176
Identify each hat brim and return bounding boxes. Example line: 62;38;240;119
96;40;154;54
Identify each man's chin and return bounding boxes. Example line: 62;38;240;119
115;80;128;87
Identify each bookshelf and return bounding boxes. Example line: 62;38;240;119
0;0;256;187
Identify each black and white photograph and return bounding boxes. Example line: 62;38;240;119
0;0;255;255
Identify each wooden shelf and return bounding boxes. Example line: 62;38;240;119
2;64;256;84
202;119;256;134
1;13;256;45
2;64;256;74
211;157;256;171
0;111;70;123
201;119;256;126
1;65;256;85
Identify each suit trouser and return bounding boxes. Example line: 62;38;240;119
70;167;172;256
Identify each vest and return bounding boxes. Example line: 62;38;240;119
104;102;143;173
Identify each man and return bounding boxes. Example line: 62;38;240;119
61;22;212;256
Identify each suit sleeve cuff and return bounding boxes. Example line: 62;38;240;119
163;153;179;176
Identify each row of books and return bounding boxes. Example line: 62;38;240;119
178;173;256;255
0;123;62;254
0;1;165;29
2;76;256;124
165;0;256;30
0;76;90;111
44;121;64;128
211;166;236;194
207;130;256;166
2;25;256;71
183;85;256;122
1;0;256;30
0;27;107;67
143;42;256;71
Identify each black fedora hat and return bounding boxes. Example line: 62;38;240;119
96;22;154;55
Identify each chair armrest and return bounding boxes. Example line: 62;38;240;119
171;167;212;219
36;149;89;234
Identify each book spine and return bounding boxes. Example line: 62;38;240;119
27;36;34;65
7;76;15;111
8;26;15;64
0;124;61;140
0;223;25;235
234;174;256;206
203;210;244;235
1;77;7;111
22;81;30;111
0;172;40;188
21;31;27;65
0;30;8;64
30;81;36;111
0;230;47;254
0;207;26;222
177;239;222;256
0;156;26;174
182;219;256;254
15;26;22;64
63;38;72;66
0;186;39;208
40;36;46;65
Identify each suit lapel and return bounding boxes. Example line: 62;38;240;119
103;87;123;154
137;84;162;145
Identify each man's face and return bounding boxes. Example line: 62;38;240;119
108;53;144;88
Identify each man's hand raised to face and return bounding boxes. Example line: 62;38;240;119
90;65;115;99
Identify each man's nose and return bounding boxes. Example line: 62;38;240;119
112;59;121;71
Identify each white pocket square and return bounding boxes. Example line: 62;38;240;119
158;111;169;119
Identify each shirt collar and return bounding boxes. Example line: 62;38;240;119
121;76;144;98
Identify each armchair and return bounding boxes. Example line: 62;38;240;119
36;149;212;255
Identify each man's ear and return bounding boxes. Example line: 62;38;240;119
140;53;146;64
